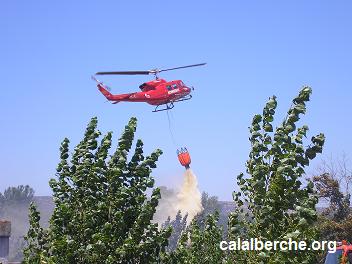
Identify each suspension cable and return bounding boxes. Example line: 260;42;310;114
166;109;177;146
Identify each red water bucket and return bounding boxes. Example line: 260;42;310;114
177;148;191;169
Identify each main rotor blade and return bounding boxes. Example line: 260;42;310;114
95;71;150;75
95;63;206;75
158;63;207;73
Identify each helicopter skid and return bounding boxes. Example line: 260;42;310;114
172;94;192;103
152;95;192;112
153;102;175;112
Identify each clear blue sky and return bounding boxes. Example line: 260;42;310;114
1;1;351;200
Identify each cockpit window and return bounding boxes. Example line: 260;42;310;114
172;84;178;89
166;85;172;91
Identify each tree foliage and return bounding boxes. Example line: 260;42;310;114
23;203;49;264
314;162;352;244
162;211;188;252
314;172;350;221
0;185;34;204
23;117;171;264
0;184;35;219
229;87;325;263
197;192;221;225
164;212;225;264
161;191;223;254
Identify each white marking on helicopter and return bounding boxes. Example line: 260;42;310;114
168;89;180;95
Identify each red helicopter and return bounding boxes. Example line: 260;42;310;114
92;63;206;112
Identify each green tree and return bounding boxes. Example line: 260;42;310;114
0;185;34;205
23;203;49;264
164;212;226;264
313;161;352;244
195;192;228;235
23;117;171;264
162;211;188;252
229;87;325;263
197;192;221;223
313;172;350;221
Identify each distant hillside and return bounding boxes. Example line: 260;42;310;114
219;201;236;214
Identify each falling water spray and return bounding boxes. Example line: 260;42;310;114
154;148;203;225
175;168;203;224
174;148;203;224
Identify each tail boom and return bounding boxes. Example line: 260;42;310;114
97;84;133;103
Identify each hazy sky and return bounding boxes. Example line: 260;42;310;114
1;1;351;200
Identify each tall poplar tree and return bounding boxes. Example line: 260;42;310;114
229;87;325;263
23;117;171;264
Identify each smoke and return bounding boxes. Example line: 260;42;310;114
175;169;203;224
154;169;203;225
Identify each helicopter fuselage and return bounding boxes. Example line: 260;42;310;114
97;78;192;106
